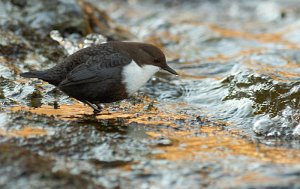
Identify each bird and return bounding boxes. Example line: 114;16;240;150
20;41;178;113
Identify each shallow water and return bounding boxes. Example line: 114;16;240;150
1;0;300;188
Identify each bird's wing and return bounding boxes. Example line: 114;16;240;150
59;52;132;87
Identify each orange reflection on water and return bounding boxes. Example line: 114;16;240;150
148;126;300;164
11;101;189;127
206;23;299;49
10;103;300;165
0;127;47;137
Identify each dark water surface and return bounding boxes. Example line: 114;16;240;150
1;0;300;188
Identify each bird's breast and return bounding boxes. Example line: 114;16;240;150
122;61;159;95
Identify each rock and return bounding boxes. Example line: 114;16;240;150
1;0;87;35
50;30;107;55
293;124;300;136
253;117;274;135
79;0;133;40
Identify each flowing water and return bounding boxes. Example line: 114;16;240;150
1;0;300;188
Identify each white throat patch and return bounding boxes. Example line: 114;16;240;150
122;61;159;95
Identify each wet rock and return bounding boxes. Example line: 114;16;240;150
222;68;300;137
0;113;9;129
50;30;107;55
0;29;31;61
1;0;87;35
223;69;300;117
253;117;274;135
0;144;102;189
79;0;133;40
156;137;173;146
0;29;30;48
293;124;300;137
0;64;13;79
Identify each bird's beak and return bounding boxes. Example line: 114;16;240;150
162;65;178;75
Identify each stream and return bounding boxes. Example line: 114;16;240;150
1;0;300;188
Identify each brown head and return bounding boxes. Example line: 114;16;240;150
110;42;178;75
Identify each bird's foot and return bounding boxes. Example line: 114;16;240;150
93;108;101;114
84;100;102;115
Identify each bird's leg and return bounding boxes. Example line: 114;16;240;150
96;103;104;110
84;100;102;114
96;103;111;115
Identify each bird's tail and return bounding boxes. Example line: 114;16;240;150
20;70;61;86
20;71;44;78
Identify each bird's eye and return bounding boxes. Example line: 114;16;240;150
154;58;160;63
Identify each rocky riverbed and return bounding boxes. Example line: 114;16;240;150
1;0;300;188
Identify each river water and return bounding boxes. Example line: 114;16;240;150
1;0;300;188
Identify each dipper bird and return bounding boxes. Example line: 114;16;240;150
20;42;178;113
